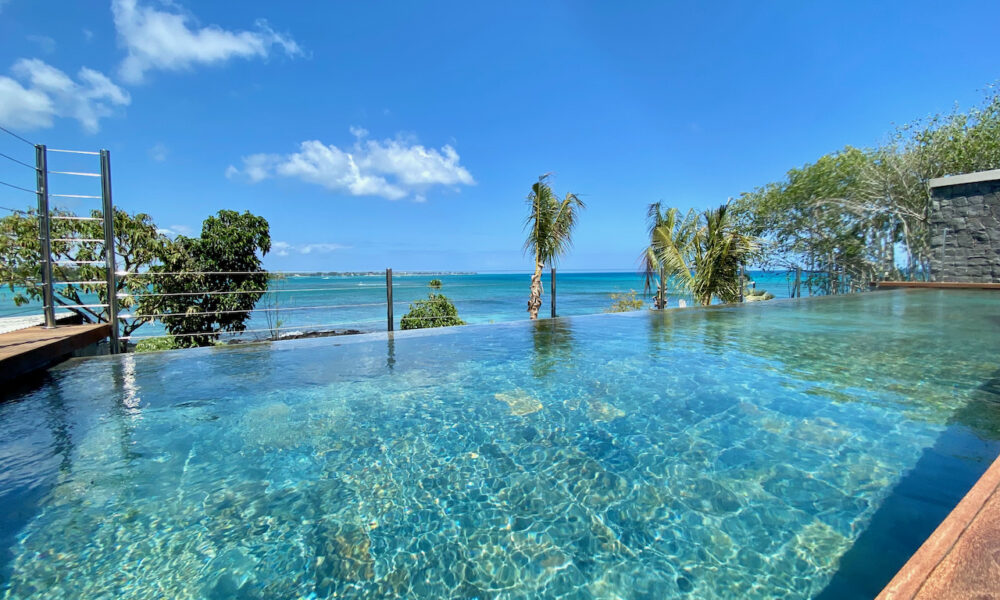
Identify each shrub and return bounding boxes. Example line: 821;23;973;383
400;293;465;330
428;278;443;289
605;290;644;313
134;336;177;353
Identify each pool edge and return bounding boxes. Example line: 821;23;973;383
876;450;1000;599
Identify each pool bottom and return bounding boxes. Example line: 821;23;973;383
1;290;999;599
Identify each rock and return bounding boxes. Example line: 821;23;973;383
314;521;375;594
494;391;543;416
586;399;625;423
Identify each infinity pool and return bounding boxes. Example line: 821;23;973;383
1;290;999;599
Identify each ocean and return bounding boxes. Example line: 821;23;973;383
0;270;805;341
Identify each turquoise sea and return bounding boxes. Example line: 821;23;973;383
0;270;805;341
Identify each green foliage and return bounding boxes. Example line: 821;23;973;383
689;203;757;305
733;146;886;293
428;278;442;289
0;208;166;339
605;290;644;313
138;210;270;348
641;202;697;308
134;336;177;352
262;273;287;340
523;174;584;319
399;293;465;330
734;90;1000;290
523;174;585;266
640;202;757;306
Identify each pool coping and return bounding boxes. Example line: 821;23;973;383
876;450;1000;599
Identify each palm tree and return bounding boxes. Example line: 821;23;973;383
641;202;696;308
689;202;757;305
523;174;585;320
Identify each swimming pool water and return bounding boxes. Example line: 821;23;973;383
1;290;999;599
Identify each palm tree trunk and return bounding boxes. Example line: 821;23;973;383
527;260;544;319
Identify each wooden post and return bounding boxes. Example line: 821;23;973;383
550;266;556;318
386;268;393;331
794;266;802;298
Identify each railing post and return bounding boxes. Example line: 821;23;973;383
550;266;557;318
100;150;120;354
386;267;393;332
34;144;56;329
658;266;665;309
739;264;745;302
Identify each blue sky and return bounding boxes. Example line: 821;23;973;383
0;1;998;272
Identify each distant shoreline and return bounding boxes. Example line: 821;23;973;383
280;271;478;277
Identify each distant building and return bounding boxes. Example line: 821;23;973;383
927;169;1000;282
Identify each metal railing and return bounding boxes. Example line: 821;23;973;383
108;267;578;346
0;125;119;350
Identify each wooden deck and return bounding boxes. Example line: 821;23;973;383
877;452;1000;599
876;281;1000;290
0;323;110;384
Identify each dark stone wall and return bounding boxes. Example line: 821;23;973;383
928;178;1000;282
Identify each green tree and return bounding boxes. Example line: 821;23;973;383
399;293;465;330
641;202;697;308
0;208;166;340
734;91;1000;288
523;174;584;320
733;147;878;294
137;210;270;348
605;290;644;313
428;278;442;289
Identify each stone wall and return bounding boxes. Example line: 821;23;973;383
928;170;1000;282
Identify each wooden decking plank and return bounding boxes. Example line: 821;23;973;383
0;323;110;383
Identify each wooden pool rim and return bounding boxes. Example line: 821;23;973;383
876;452;1000;598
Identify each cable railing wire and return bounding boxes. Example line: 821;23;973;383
121;313;476;342
0;151;37;171
118;286;372;299
0;125;34;147
118;301;390;320
0;180;36;195
120;319;389;342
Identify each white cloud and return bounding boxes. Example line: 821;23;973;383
112;0;302;83
0;76;54;130
149;142;168;162
272;241;348;256
299;243;347;254
227;129;475;201
0;59;129;132
157;224;193;237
